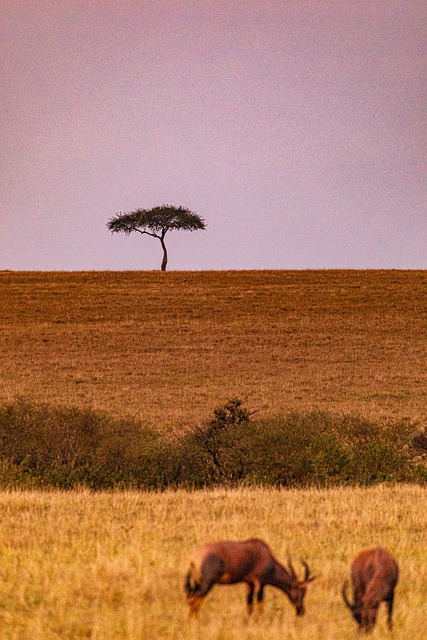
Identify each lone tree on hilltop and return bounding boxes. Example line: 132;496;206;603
107;204;206;271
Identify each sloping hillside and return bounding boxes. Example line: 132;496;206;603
1;270;426;429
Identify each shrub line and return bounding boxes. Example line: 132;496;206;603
0;398;425;490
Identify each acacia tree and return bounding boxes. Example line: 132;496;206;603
107;204;206;271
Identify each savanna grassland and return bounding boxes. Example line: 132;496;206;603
0;270;426;638
0;486;426;640
1;270;426;427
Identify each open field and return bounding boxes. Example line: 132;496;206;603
1;270;426;429
0;485;425;639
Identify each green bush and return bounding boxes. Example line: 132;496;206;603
178;408;417;488
411;427;427;453
239;413;348;486
0;399;170;489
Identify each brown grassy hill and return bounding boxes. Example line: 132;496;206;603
1;270;425;430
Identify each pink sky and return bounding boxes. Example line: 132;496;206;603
1;0;426;270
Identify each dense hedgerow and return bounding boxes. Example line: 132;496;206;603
0;399;173;489
177;402;423;488
0;398;425;489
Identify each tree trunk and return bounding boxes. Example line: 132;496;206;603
160;236;168;271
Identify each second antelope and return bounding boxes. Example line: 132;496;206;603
184;538;315;617
342;547;399;633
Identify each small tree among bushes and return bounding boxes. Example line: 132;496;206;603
184;398;256;484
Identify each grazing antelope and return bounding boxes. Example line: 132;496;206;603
184;538;315;617
342;547;399;633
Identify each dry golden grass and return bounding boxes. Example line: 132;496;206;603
0;485;425;639
1;270;426;430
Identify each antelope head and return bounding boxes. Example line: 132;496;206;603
342;580;362;626
287;558;316;616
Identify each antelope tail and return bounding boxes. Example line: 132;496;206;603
184;561;202;598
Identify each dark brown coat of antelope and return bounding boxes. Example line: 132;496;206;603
342;547;399;633
184;538;315;617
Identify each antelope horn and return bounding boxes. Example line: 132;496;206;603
287;557;297;579
300;559;310;581
341;580;355;612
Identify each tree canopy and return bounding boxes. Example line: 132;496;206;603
107;204;206;271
